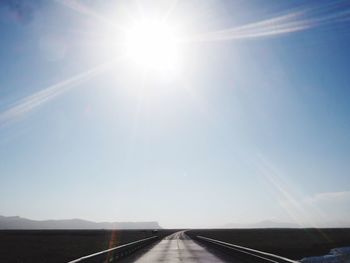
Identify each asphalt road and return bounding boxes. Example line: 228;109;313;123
119;231;242;262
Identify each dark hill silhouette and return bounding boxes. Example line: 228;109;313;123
0;215;161;229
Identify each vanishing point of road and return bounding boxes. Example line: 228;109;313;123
119;231;243;263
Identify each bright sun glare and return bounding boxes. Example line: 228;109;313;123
124;20;181;73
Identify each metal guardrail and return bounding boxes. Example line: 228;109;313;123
195;235;299;263
68;236;159;263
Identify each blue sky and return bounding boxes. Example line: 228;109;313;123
0;0;350;228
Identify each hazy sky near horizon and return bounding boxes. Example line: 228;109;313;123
1;0;350;228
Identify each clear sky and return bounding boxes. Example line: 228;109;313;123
0;0;349;228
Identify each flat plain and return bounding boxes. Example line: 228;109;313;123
187;228;350;260
0;229;176;263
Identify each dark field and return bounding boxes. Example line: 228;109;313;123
0;229;177;263
1;228;350;263
187;228;350;260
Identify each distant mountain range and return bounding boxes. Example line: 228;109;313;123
0;215;161;229
222;220;300;228
222;219;350;228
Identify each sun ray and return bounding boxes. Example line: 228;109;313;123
255;154;338;243
55;0;127;32
183;1;350;43
0;63;111;127
161;0;180;23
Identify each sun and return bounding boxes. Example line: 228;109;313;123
124;19;181;73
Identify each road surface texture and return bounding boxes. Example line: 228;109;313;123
119;231;242;263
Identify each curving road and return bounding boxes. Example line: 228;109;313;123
119;231;242;262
